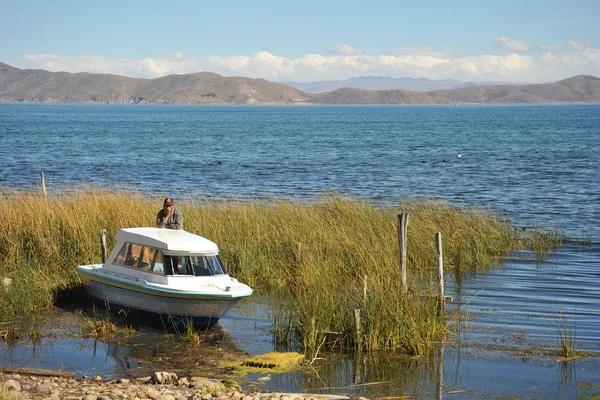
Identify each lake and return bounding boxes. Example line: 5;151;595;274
1;103;599;399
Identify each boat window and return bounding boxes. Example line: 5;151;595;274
153;251;165;274
187;255;227;276
209;255;227;275
124;243;144;268
113;243;166;275
139;246;152;271
177;256;194;276
114;243;128;265
189;256;213;276
163;255;179;275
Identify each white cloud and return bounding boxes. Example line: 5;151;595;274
14;41;600;83
567;40;594;52
330;44;363;56
394;46;456;58
494;37;531;53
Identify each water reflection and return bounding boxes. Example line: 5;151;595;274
1;245;600;398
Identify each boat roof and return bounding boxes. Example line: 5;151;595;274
116;228;219;254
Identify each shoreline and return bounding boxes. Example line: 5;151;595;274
1;368;360;400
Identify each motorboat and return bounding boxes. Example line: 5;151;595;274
76;227;253;329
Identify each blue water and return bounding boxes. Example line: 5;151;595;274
1;103;599;240
1;103;600;399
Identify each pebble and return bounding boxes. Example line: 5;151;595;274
0;370;361;400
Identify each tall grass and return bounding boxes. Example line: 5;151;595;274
0;186;560;356
556;313;577;359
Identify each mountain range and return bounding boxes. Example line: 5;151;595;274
1;61;599;105
282;76;518;93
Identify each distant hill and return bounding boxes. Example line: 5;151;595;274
310;75;600;104
1;62;599;104
282;76;517;93
0;62;311;104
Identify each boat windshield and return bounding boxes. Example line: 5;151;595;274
176;255;227;276
113;241;227;277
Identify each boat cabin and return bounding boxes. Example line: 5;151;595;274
105;228;226;278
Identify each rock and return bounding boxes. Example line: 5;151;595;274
177;377;189;387
189;377;224;391
136;376;153;384
146;386;161;399
1;370;370;400
153;371;178;385
36;382;54;393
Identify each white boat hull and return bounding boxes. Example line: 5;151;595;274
77;264;251;329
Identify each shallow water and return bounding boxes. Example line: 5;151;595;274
1;244;599;398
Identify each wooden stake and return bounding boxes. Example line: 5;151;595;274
354;309;362;351
100;229;107;263
397;213;409;293
40;172;47;197
436;343;444;400
363;275;368;308
435;232;445;314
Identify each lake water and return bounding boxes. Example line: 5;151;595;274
1;103;599;399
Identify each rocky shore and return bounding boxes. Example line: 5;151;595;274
1;370;359;400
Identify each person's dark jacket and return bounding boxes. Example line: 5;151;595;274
156;208;184;230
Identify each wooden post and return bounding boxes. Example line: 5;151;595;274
436;343;444;400
296;242;302;266
40;172;47;197
362;275;368;308
100;229;107;263
435;232;445;315
353;346;364;385
397;213;409;294
354;309;362;351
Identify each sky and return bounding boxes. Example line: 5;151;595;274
1;0;599;83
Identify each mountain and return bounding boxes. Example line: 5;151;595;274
1;62;599;104
0;62;311;104
282;76;518;92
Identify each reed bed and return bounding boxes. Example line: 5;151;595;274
0;186;560;356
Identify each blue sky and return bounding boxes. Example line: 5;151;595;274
2;0;599;82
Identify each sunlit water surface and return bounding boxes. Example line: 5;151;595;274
1;103;599;398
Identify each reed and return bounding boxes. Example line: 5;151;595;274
0;383;17;400
78;304;120;340
0;186;561;355
556;313;577;359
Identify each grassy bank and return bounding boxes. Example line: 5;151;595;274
0;187;560;355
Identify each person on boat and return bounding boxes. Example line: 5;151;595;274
156;197;183;230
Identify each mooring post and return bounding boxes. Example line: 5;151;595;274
100;229;107;263
296;242;302;266
435;232;445;315
397;213;409;294
363;275;368;308
436;343;444;400
354;309;362;351
40;172;47;197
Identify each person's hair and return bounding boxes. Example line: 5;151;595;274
163;197;174;206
